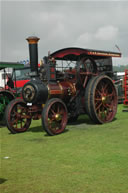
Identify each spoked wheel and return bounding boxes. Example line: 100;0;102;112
42;98;68;136
5;99;31;133
89;75;118;123
85;76;98;120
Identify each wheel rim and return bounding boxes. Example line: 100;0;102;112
9;102;31;132
93;77;117;123
45;100;67;135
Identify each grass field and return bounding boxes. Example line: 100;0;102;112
0;104;128;193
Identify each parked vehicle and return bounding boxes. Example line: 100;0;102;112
0;62;30;124
124;69;128;105
113;72;125;104
5;36;121;135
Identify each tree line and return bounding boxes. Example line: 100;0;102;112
113;65;128;72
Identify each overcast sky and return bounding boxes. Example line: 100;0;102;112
1;0;128;66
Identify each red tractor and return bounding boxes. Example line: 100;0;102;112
0;62;30;124
5;36;121;135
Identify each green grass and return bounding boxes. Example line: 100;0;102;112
0;104;128;193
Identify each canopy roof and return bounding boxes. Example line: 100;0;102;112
0;62;24;70
50;47;121;61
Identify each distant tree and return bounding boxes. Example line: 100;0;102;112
113;65;128;72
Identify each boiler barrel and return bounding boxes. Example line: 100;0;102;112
22;79;48;104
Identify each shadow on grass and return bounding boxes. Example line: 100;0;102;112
28;125;69;136
0;178;7;184
112;117;117;122
44;128;69;137
28;125;43;133
68;114;95;126
27;114;117;134
68;115;117;126
0;123;6;128
28;115;93;133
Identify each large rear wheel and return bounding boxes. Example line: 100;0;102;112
42;98;68;136
5;99;31;133
85;76;98;120
89;75;118;123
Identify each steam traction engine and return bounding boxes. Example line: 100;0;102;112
5;36;121;135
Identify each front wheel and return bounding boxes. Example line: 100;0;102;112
5;99;31;134
42;98;68;136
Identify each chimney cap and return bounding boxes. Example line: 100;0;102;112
26;36;40;44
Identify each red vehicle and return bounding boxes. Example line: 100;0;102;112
5;36;121;136
124;69;128;105
0;63;30;124
12;66;30;88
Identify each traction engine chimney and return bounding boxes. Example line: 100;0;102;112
26;36;40;76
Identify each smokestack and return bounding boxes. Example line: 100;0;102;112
26;36;40;76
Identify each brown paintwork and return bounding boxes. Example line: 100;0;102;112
26;36;40;44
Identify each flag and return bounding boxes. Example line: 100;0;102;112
115;45;121;52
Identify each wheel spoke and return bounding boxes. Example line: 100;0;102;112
59;108;64;115
95;97;102;101
103;82;109;93
57;105;60;113
96;102;102;111
96;89;102;96
11;118;18;126
50;108;56;116
107;90;115;98
105;103;111;108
